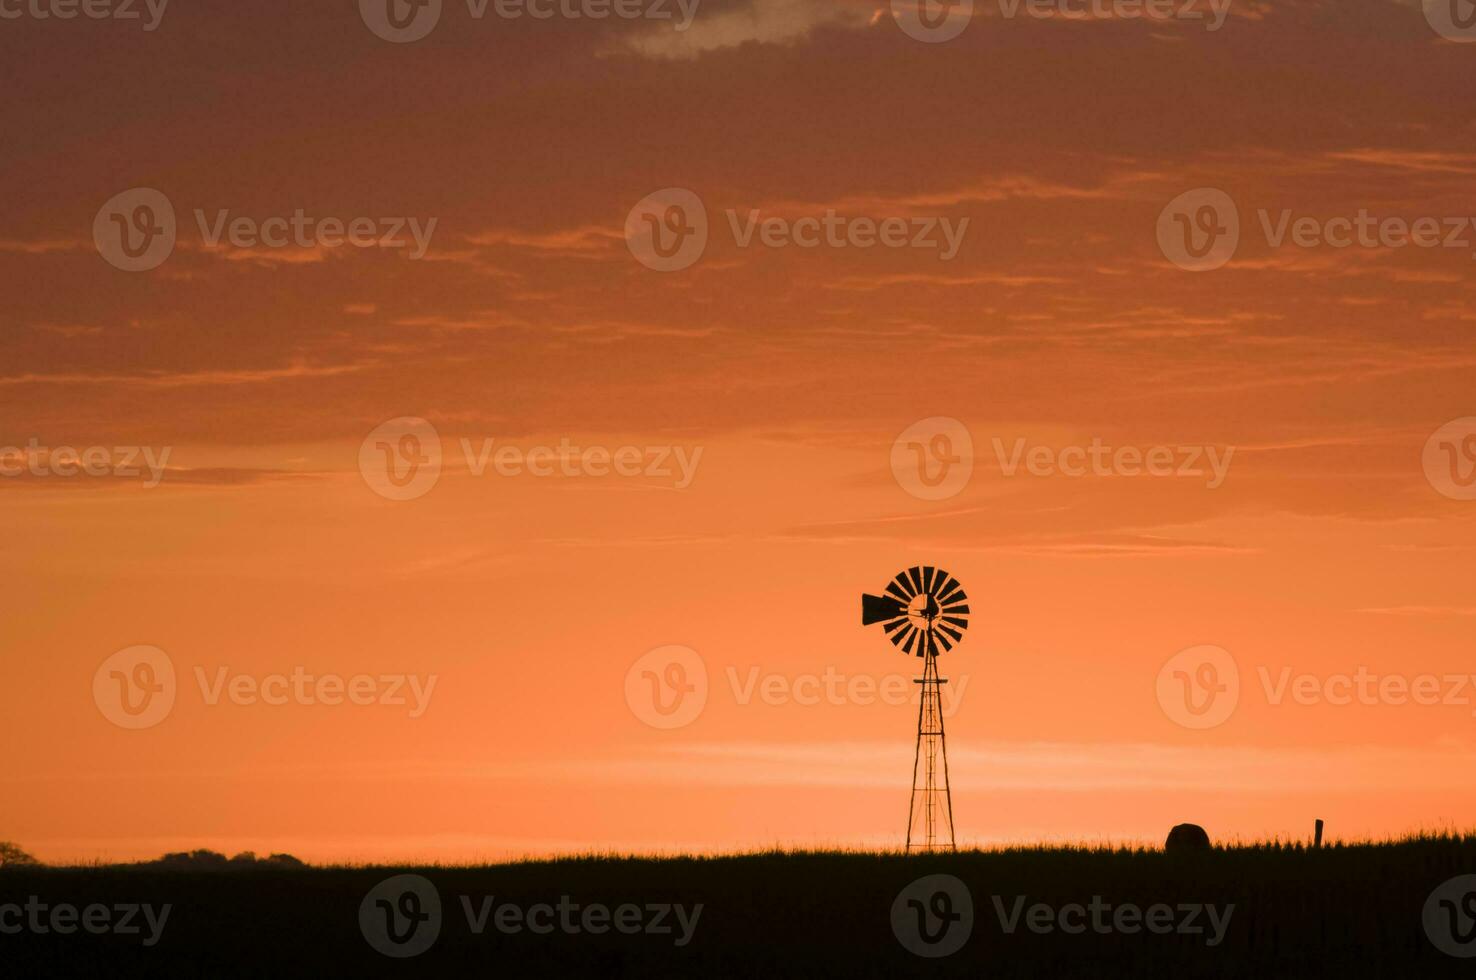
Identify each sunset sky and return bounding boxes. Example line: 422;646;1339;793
3;0;1476;864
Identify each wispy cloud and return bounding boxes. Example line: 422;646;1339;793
616;0;875;60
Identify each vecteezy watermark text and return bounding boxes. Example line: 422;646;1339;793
1158;644;1476;729
0;439;171;487
1159;187;1476;271
624;646;970;729
890;875;1233;959
359;875;701;958
624;188;969;271
358;417;705;501
725;210;968;260
460;437;702;487
994;437;1235;489
990;895;1234;946
94;188;437;272
195;209;437;259
0;0;169;30
0;898;171;946
994;0;1230;29
93;646;438;730
358;0;698;43
890;0;1229;43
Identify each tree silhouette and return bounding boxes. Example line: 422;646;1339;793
0;841;39;868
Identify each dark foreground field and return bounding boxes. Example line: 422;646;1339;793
4;837;1476;977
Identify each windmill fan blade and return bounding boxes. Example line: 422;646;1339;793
935;630;954;652
890;624;915;648
921;566;937;593
891;571;917;599
907;566;924;595
862;593;906;626
882;618;908;634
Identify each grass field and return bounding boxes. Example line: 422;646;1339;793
4;836;1476;977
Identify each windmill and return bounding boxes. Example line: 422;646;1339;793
861;566;969;852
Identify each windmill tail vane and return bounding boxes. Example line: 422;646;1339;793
860;565;970;853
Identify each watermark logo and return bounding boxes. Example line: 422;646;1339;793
891;0;973;42
892;874;973;957
459;437;702;488
360;417;443;501
95;188;437;271
0;0;169;30
1258;666;1476;713
95;648;438;728
1156;645;1239;729
725;209;968;259
360;0;697;41
1157;188;1239;272
1425;875;1476;957
627;655;970;728
625;190;968;270
1423;418;1476;501
1003;0;1229;29
0;440;172;487
1424;0;1476;42
991;895;1233;945
193;667;437;717
361;874;442;958
93;646;176;730
891;417;974;501
461;895;701;944
94;188;176;273
1163;656;1476;721
625;188;708;272
1163;188;1476;270
0;898;171;946
992;437;1234;489
727;665;969;714
360;0;443;42
361;882;702;953
625;645;708;729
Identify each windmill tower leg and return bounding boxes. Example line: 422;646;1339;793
908;651;956;852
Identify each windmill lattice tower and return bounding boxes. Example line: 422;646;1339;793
861;566;969;852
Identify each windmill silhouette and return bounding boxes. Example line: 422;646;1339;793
862;566;969;852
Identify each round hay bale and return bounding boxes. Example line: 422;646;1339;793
1165;823;1212;852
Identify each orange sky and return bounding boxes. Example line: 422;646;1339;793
3;0;1476;864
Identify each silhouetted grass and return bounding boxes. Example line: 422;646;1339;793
3;834;1474;977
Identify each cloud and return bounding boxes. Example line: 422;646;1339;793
0;238;86;255
617;0;875;60
826;271;1071;291
1355;606;1476;617
0;465;320;491
465;226;621;255
0;360;371;389
1325;149;1476;175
